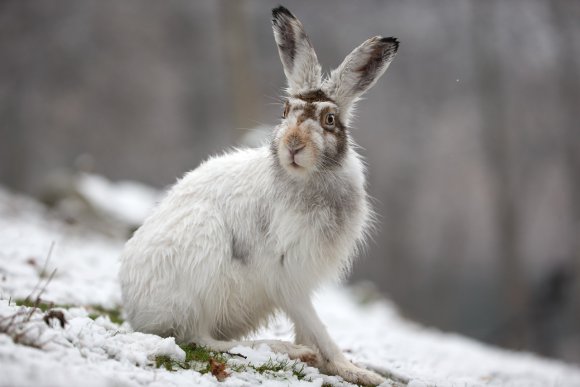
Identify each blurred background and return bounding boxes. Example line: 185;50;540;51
1;0;579;365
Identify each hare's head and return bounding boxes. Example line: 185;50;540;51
270;6;398;177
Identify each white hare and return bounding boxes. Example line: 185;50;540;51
119;6;398;385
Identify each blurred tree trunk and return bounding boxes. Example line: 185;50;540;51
385;184;413;307
0;79;28;190
0;2;32;191
218;0;259;141
549;0;580;346
471;0;528;348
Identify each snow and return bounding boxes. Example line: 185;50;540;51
76;173;162;226
1;183;580;387
0;187;123;308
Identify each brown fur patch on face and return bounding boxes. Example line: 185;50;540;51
283;126;311;150
319;106;339;132
296;103;317;125
282;123;319;170
281;91;348;171
295;89;334;104
292;90;335;126
320;107;348;169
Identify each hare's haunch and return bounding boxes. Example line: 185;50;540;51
119;6;398;385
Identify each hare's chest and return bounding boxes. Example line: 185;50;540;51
268;204;357;266
261;213;347;290
271;204;348;246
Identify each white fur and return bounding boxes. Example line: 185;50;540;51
272;9;322;94
120;146;368;341
120;6;397;385
323;36;398;126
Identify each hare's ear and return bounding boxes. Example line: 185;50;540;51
324;36;398;115
272;6;322;94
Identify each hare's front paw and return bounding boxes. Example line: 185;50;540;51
324;360;386;386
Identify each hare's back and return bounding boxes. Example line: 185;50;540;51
120;146;273;268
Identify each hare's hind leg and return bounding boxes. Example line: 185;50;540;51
196;337;319;365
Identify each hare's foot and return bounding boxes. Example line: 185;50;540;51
265;341;319;365
323;359;386;386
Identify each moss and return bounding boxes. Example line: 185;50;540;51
15;299;124;325
183;343;226;363
292;363;307;380
87;305;124;325
155;355;174;371
15;298;73;312
154;344;227;374
228;363;247;373
255;358;290;374
153;344;308;382
254;358;307;380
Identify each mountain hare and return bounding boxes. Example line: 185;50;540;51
120;6;398;385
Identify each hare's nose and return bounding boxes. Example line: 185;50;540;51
288;144;305;156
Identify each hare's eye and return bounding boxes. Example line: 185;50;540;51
282;102;290;119
324;113;336;128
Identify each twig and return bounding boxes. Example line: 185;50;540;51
29;241;55;297
0;243;59;349
226;352;248;359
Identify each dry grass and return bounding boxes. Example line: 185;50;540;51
0;242;67;349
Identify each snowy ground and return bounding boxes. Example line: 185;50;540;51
1;182;580;387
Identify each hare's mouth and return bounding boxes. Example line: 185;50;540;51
284;158;309;176
287;152;305;169
276;143;312;174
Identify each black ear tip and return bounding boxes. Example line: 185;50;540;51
380;36;400;52
272;6;295;20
